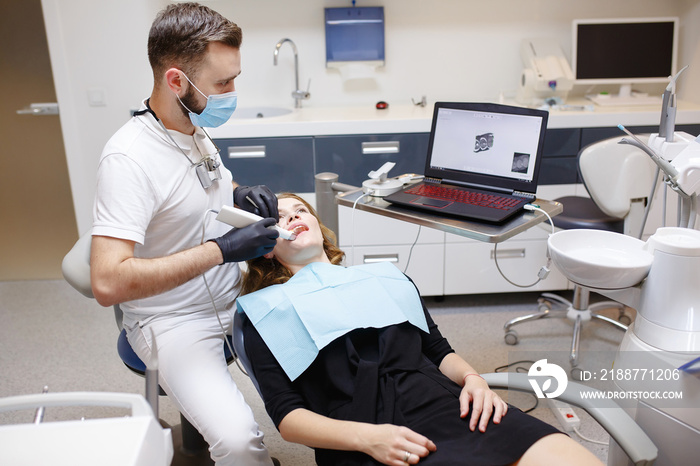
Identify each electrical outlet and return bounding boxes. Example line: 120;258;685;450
547;398;580;432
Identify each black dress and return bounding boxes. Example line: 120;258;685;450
243;302;560;466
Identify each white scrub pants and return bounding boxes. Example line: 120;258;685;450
125;305;273;466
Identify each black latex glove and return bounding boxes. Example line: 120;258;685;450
211;218;279;264
233;185;279;219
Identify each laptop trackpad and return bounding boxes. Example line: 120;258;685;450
412;197;451;208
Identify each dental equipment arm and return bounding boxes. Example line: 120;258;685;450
659;65;689;142
618;125;682;190
618;125;700;228
481;372;658;466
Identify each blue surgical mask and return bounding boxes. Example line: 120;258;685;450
178;72;238;128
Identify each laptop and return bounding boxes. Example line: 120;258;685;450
384;102;549;223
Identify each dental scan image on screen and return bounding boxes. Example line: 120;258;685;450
430;108;542;182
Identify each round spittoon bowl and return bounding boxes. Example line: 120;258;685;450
547;229;654;289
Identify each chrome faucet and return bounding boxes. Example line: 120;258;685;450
273;38;310;108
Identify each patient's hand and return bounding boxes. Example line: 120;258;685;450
459;377;509;432
357;424;436;465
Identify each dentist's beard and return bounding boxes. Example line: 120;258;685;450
178;85;205;118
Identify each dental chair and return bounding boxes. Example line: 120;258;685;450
504;135;659;368
62;233;234;465
231;311;658;465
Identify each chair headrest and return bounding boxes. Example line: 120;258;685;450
579;135;657;219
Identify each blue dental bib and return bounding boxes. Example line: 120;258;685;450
236;262;428;381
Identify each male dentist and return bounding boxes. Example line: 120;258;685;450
91;3;279;464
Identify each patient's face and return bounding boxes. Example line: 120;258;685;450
270;197;329;271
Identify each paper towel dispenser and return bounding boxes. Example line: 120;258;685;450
325;7;385;66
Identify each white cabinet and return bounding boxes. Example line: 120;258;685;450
338;204;570;296
338;206;445;296
444;225;569;295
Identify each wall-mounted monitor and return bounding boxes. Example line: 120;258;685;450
572;17;678;105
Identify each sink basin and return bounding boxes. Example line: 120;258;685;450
548;229;653;289
231;106;292;119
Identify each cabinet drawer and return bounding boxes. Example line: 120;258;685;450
339;206;444;247
344;244;444;296
315;133;429;186
444;240;569;295
215;137;314;193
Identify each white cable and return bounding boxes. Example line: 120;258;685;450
492;204;554;288
350;192;373;265
350;190;420;272
525;204;555;236
573;426;608;445
403;225;422;274
200;209;247;375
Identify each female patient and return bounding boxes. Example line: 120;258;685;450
238;193;602;466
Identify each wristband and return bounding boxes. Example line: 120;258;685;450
462;373;484;386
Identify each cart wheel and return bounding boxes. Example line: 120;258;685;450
504;330;519;345
537;299;552;313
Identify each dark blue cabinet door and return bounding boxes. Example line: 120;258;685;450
539;128;581;185
215;137;314;193
315;133;430;187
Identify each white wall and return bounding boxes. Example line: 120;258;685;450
42;0;698;234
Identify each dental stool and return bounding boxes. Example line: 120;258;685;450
503;135;658;369
62;233;234;466
115;308;235;465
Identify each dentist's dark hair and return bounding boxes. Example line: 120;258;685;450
148;2;242;83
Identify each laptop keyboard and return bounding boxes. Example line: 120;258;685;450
404;184;522;210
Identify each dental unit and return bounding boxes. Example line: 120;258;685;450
546;66;700;466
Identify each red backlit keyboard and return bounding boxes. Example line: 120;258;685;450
404;184;522;210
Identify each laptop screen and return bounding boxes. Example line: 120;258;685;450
424;102;548;194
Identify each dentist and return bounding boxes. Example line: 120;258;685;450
90;3;278;465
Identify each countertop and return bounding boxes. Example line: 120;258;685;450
207;99;700;139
